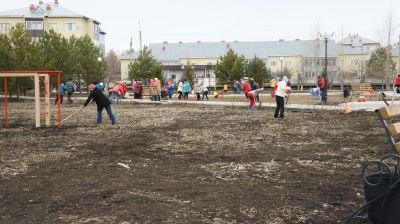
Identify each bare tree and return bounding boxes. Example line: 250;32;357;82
106;49;121;82
377;12;395;89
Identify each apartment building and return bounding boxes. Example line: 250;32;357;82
121;36;382;86
0;0;106;52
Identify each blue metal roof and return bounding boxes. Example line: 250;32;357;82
121;40;369;62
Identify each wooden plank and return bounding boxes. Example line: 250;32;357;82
388;123;400;136
378;106;400;120
0;73;38;77
34;74;40;128
44;74;50;126
395;142;400;154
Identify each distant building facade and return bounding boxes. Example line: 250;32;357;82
121;35;392;87
0;0;106;53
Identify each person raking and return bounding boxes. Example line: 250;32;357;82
83;84;116;125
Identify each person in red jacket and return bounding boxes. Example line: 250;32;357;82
120;81;127;98
242;80;251;99
395;74;400;89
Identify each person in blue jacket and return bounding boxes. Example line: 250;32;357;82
55;82;67;105
167;82;174;99
183;80;191;100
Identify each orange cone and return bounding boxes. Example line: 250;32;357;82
344;98;351;114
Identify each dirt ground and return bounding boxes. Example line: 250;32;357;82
0;101;390;224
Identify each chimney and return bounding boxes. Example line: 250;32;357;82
39;0;44;5
46;4;51;11
54;0;59;5
197;41;201;43
29;4;35;12
295;39;300;41
279;39;284;42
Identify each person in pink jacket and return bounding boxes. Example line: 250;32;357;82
110;84;121;103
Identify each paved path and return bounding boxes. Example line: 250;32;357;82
115;98;396;112
2;93;398;112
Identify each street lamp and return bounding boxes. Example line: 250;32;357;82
398;33;400;75
280;57;284;77
318;32;334;78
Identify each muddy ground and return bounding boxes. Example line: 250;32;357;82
0;101;390;224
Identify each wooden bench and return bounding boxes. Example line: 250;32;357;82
376;105;400;154
141;86;159;97
350;83;376;101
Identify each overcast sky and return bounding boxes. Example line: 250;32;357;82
3;0;400;53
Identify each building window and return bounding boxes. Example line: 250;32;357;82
297;62;302;68
26;21;43;30
64;23;77;32
270;61;277;67
0;23;10;32
285;61;292;67
94;23;100;33
93;23;100;40
351;60;358;66
49;23;57;31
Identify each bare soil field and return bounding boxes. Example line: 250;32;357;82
0;101;389;223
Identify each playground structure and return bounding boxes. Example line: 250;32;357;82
0;71;62;128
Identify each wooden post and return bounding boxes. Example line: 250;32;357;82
34;74;40;128
57;72;61;128
4;77;8;128
44;74;50;126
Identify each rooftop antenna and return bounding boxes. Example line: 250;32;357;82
138;22;142;52
129;36;133;51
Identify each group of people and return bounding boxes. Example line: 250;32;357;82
176;80;209;101
54;79;76;105
108;81;128;103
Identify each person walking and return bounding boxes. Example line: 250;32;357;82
120;81;127;99
274;76;291;119
317;75;327;104
132;79;141;99
251;80;260;103
194;82;202;101
65;79;75;103
201;83;209;101
55;82;67;105
183;80;191;100
395;74;400;93
167;82;174;99
177;81;183;100
83;84;116;126
155;78;161;101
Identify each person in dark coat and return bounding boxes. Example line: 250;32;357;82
65;79;75;103
83;84;116;125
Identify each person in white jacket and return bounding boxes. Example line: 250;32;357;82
274;76;291;119
177;81;183;100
